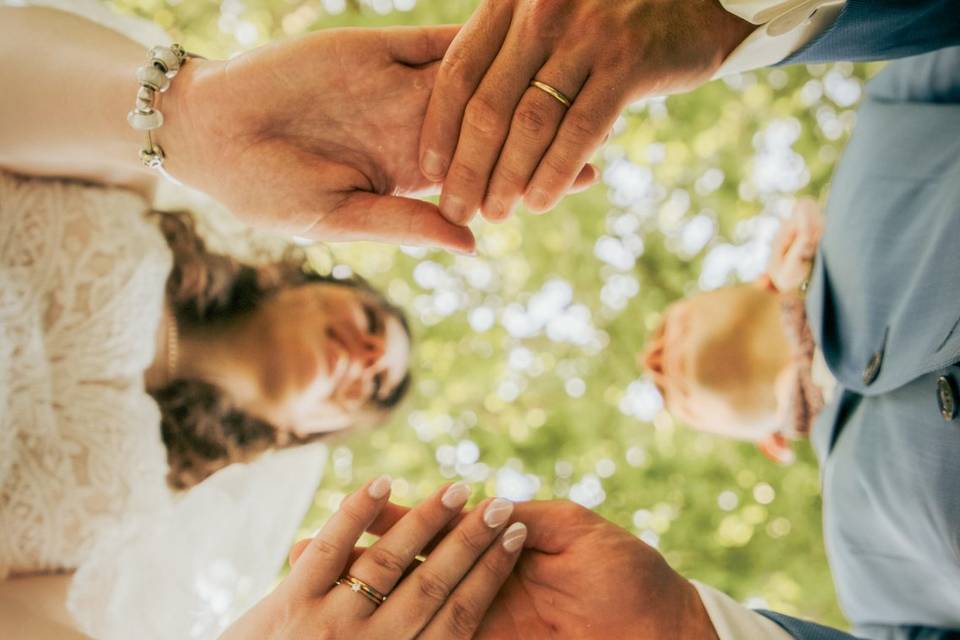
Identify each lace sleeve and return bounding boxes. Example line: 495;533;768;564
68;443;328;640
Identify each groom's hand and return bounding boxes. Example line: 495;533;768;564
157;27;476;253
353;500;720;639
421;0;755;225
477;501;720;638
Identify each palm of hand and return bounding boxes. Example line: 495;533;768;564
168;28;474;251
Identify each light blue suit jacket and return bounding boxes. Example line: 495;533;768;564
754;45;960;640
781;0;960;64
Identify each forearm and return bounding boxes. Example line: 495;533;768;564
0;7;156;190
0;573;90;639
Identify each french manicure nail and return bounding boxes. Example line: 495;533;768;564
441;482;472;510
368;475;392;499
483;498;514;528
442;196;467;222
502;522;527;552
422;150;447;179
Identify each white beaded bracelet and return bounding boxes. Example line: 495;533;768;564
127;44;204;171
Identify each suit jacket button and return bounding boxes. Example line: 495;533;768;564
937;376;957;421
862;351;883;385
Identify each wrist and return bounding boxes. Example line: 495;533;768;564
151;56;222;186
704;0;757;71
642;0;757;96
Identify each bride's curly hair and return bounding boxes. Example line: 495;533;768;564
148;211;411;490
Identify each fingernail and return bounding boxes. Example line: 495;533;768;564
441;482;472;510
485;198;505;220
527;189;550;212
368;475;392;499
483;498;514;528
442;196;468;222
453;245;477;257
502;522;527;552
422;150;447;179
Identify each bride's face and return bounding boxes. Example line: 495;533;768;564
226;282;411;435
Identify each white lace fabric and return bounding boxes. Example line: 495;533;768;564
1;5;328;637
0;169;174;578
0;168;328;639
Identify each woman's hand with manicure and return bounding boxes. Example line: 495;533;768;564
279;481;527;640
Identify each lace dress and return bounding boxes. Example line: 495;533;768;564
0;7;325;635
0;170;173;578
0;165;327;638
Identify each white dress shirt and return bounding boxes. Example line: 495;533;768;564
715;0;846;77
694;581;796;639
692;5;847;638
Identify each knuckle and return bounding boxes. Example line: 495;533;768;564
566;110;601;142
542;155;573;180
525;0;566;32
514;101;550;136
407;502;442;532
414;567;452;603
337;500;368;529
439;49;473;89
493;163;529;191
454;525;489;556
559;500;590;521
478;548;509;577
447;599;482;638
464;94;507;137
366;545;409;575
447;162;482;190
308;536;341;560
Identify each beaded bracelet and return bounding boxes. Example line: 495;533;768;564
127;44;204;171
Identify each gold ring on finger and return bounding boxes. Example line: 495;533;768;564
529;80;572;108
335;575;388;607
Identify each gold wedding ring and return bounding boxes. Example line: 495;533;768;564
530;80;572;108
335;575;388;607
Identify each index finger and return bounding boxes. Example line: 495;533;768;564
283;475;393;598
419;0;515;182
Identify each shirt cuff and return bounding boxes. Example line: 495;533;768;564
713;0;845;78
692;581;796;640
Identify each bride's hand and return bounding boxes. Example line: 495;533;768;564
159;27;476;253
220;477;526;639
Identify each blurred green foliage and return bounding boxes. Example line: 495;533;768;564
110;0;882;628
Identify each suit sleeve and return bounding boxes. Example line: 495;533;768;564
692;582;867;640
758;611;868;639
782;0;960;64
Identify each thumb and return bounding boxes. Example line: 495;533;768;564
311;192;476;254
568;163;600;194
383;25;462;66
511;501;591;553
